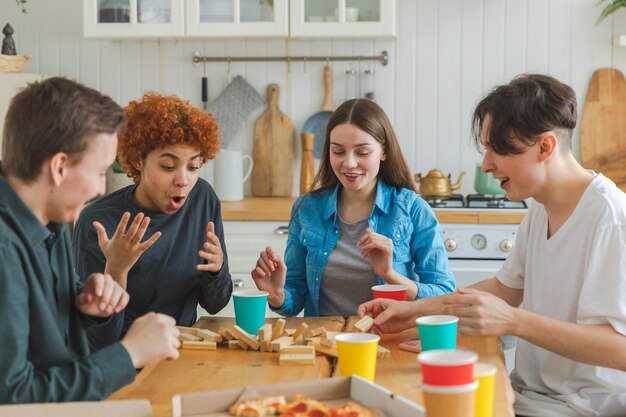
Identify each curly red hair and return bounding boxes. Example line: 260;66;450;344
118;92;220;183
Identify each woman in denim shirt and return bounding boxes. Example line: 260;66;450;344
251;99;455;317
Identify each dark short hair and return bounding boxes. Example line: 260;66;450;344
472;74;577;155
2;77;124;182
311;98;417;193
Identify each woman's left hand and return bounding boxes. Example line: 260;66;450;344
197;222;224;273
357;228;394;280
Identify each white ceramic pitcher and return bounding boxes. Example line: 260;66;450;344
213;149;253;201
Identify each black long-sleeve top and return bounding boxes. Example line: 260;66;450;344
73;179;232;352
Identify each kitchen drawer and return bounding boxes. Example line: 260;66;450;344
223;221;289;273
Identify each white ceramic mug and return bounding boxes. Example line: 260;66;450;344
213;149;253;201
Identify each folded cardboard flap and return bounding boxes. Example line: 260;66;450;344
172;376;425;417
0;399;152;417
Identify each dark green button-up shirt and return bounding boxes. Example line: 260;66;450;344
0;174;135;403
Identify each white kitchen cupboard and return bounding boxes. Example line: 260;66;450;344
185;0;288;38
290;0;395;38
198;220;303;318
84;0;394;39
83;0;185;38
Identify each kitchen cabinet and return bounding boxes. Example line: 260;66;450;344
83;0;185;38
84;0;394;38
186;0;288;37
198;220;297;318
290;0;395;38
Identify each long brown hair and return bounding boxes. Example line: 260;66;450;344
309;98;417;194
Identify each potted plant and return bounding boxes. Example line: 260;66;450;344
596;0;626;25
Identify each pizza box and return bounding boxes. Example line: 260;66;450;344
0;399;152;417
172;375;425;417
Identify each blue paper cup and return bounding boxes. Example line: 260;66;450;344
416;315;459;351
232;290;268;335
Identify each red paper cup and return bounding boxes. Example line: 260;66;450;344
371;284;408;301
418;349;478;386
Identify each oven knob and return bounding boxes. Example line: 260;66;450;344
444;238;457;252
500;239;513;253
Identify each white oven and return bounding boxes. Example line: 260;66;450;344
440;221;523;373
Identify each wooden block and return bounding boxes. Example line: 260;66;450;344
269;336;293;352
377;345;391;359
292;322;309;340
179;332;203;342
218;327;234;341
194;328;223;343
176;325;196;333
279;345;315;355
285;328;296;336
228;340;242;350
237;340;250;351
230;325;260;350
279;346;315;366
258;324;272;344
353;316;374;333
325;331;340;341
304;326;326;339
311;342;338;358
182;341;216;351
320;337;335;348
259;341;269;352
271;319;286;341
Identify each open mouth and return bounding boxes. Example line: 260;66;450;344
172;196;184;204
499;177;510;188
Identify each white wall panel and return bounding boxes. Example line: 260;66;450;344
2;0;626;197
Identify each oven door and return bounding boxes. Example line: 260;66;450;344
448;258;503;288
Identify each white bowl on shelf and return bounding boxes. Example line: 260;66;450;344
346;7;359;22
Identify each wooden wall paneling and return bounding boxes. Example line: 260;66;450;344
120;41;141;105
460;0;485;194
547;0;572;82
330;39;352;107
504;0;527;80
482;0;505;88
58;0;80;80
162;39;185;96
392;0;417;173
526;0;550;72
372;39;395;131
15;3;39;74
415;0;439;174
99;40;121;102
139;41;160;93
437;0;463;185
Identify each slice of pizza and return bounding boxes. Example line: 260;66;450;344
329;401;375;417
278;394;331;417
229;395;287;417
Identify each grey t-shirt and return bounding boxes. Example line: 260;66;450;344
318;217;377;317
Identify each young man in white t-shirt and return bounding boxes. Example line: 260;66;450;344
358;74;626;417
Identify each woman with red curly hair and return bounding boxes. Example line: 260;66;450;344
73;93;232;352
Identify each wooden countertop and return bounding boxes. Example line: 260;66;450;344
109;316;514;417
221;197;526;224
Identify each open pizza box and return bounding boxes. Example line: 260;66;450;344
0;399;152;417
172;375;425;417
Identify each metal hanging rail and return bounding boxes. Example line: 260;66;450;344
192;50;388;66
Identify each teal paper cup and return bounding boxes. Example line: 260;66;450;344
416;315;459;351
232;290;268;335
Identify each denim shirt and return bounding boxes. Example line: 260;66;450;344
272;179;456;317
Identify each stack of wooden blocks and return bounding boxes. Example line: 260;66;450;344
176;316;390;365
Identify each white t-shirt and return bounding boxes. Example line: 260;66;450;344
497;174;626;417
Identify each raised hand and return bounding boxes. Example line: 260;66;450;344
120;313;180;368
250;246;287;308
357;228;394;280
94;212;161;288
196;222;224;273
76;273;129;317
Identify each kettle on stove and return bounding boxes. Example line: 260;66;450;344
414;169;465;200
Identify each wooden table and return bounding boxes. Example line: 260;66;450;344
110;316;514;417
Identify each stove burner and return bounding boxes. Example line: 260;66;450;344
466;194;527;209
425;194;465;209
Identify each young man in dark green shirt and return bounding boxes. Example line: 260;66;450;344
0;77;181;403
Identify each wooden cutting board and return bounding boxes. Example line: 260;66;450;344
580;68;626;191
251;84;294;197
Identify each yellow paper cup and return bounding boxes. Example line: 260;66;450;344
422;381;479;417
335;333;380;382
474;362;497;417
